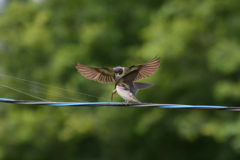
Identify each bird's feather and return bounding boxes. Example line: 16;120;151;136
131;82;154;95
124;56;161;81
75;62;115;83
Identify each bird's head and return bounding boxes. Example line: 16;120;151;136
114;67;123;75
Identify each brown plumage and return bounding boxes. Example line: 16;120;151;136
75;56;161;83
124;56;161;81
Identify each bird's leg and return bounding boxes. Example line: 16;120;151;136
125;100;129;106
121;100;126;105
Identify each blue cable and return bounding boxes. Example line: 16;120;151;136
0;98;239;111
0;98;15;101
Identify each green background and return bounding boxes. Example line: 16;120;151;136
0;0;240;159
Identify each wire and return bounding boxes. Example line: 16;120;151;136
0;73;239;111
0;84;49;101
0;73;113;102
0;98;240;111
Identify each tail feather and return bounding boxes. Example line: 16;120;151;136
134;82;154;90
131;82;154;95
131;95;141;103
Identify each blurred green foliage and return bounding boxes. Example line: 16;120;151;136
0;0;240;159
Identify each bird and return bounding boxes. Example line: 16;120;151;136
111;70;154;104
75;56;161;83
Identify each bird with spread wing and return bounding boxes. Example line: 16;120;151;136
75;56;161;83
75;56;161;103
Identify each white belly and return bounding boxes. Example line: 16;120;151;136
116;85;130;101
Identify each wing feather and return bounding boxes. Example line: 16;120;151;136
124;56;161;81
75;62;115;83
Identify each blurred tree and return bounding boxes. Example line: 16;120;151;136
0;0;240;160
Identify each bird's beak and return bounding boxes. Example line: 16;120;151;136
115;74;120;83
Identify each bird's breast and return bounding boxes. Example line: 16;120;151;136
116;84;131;101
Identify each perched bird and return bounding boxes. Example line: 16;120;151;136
75;56;161;83
111;70;154;104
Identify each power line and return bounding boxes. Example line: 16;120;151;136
1;98;240;111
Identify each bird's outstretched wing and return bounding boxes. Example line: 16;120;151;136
75;62;115;83
124;56;161;81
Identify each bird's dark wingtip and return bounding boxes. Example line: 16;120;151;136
153;55;161;61
74;61;79;66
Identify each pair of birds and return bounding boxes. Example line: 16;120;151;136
75;56;161;104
